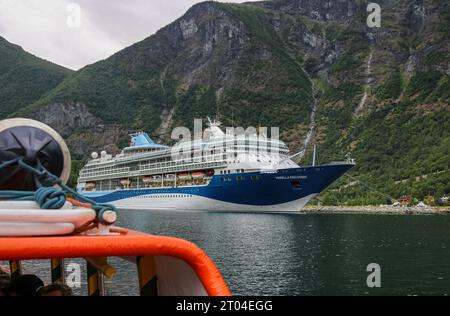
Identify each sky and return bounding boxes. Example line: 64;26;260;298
0;0;259;70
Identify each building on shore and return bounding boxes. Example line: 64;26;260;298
399;196;413;205
439;195;449;205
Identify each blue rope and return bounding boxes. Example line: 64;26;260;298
0;188;65;209
0;158;117;225
34;187;67;209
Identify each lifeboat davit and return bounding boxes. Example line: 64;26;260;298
164;174;175;181
150;175;162;183
0;118;231;296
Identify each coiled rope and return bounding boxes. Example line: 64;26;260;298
0;158;117;227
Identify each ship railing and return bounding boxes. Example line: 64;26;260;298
137;156;220;171
80;155;227;179
115;148;172;162
78;160;227;182
112;143;288;164
328;160;356;165
80;166;130;177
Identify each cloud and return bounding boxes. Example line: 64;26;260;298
0;0;260;70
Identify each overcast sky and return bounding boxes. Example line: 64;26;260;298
0;0;259;70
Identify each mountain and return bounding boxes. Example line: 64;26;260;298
0;36;72;118
12;0;450;203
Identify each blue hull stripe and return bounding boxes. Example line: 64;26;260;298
80;164;353;206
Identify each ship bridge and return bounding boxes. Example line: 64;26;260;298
123;132;169;153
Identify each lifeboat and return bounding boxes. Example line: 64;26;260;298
192;171;205;179
119;178;130;186
142;176;152;183
178;172;191;180
0;118;231;296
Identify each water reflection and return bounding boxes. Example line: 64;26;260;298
2;212;450;295
116;211;450;295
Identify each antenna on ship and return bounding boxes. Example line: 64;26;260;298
207;116;221;127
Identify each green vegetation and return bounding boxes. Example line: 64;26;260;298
17;47;174;136
423;51;446;65
435;0;450;38
405;70;443;101
67;160;84;189
303;57;320;74
318;99;450;205
376;68;402;100
428;75;450;103
219;3;311;92
0;36;72;118
329;53;363;74
397;35;421;50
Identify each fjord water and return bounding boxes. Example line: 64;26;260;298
16;211;450;296
115;210;450;296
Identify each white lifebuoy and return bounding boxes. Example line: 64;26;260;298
0;201;96;237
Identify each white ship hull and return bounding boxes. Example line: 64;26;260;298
111;193;319;213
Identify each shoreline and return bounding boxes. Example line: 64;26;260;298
303;205;450;215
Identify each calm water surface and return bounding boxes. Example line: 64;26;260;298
11;211;450;295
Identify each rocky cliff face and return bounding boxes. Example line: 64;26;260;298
11;0;450;202
32;102;98;137
256;0;359;22
31;102;125;158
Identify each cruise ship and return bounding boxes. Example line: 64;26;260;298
76;119;354;212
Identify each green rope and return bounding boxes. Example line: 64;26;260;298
0;158;117;225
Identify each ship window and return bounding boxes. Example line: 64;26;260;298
291;180;301;188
